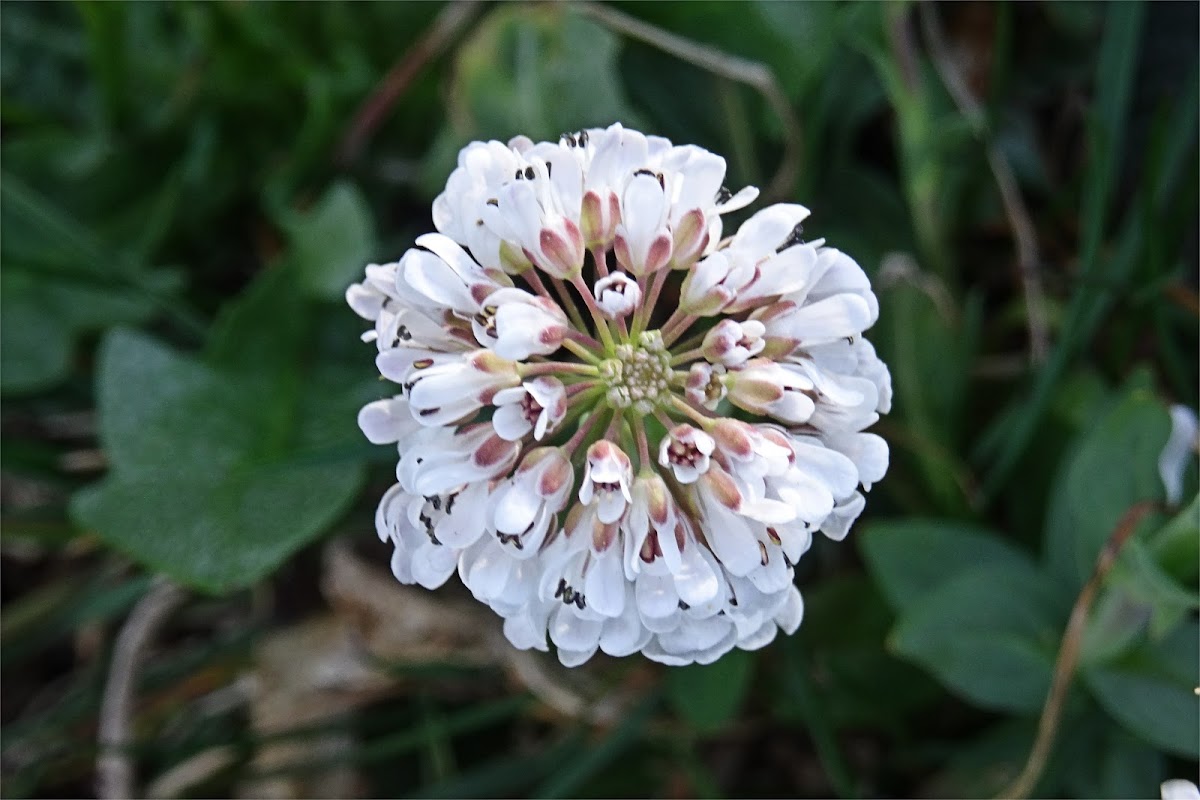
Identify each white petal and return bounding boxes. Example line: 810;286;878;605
820;492;866;541
411;542;457;589
658;615;732;654
641;641;693;666
827;432;889;490
585;552;626;618
620;174;668;261
415;232;494;287
736;620;778;651
636;573;679;619
494;300;565;360
549;606;603;651
492;404;533;441
346;282;386;320
774;585;804;634
389;544;414;583
358;397;419;445
747;549;791;593
716;185;759;214
673;544;721;607
399;248;477;313
503;609;549;651
435;490;489;548
1159;405;1198;506
776;474;835;524
599;594;651;656
557;646;598;668
641;608;682;633
1162;781;1200;800
493;481;540;535
740;497;798;525
702;504;761;576
597;491;626;524
772;392;816;426
735;204;810;252
462;542;513;600
791;439;860;499
777;294;873;344
674;148;726;210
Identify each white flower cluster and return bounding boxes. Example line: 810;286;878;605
348;123;891;667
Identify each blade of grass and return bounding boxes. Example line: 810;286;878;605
661;731;725;799
0;173;207;339
0;573;153;667
249;695;532;780
976;3;1148;499
531;691;660;799
781;639;857;799
417;692;457;784
412;733;586;799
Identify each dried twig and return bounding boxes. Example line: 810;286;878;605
576;1;801;202
999;501;1159;799
919;3;1050;364
145;746;238;800
336;1;484;165
97;577;187;800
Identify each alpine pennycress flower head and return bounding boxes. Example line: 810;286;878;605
347;123;892;667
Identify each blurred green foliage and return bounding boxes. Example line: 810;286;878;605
2;1;1197;798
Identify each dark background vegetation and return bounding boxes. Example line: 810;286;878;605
2;1;1197;797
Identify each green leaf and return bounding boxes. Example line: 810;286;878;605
1044;385;1171;588
666;648;754;732
1084;622;1200;758
1111;540;1199;637
1080;586;1155;668
1051;706;1166;800
70;269;371;592
73;467;360;593
922;718;1036;798
859;518;1034;613
1;266;187;394
0;272;74;394
891;559;1065;713
1078;534;1200;666
1151;492;1200;582
91;331;257;474
1064;730;1163;800
283;181;377;301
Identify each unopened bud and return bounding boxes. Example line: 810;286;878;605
594;272;642;319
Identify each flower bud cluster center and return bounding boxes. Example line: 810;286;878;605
600;332;675;413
